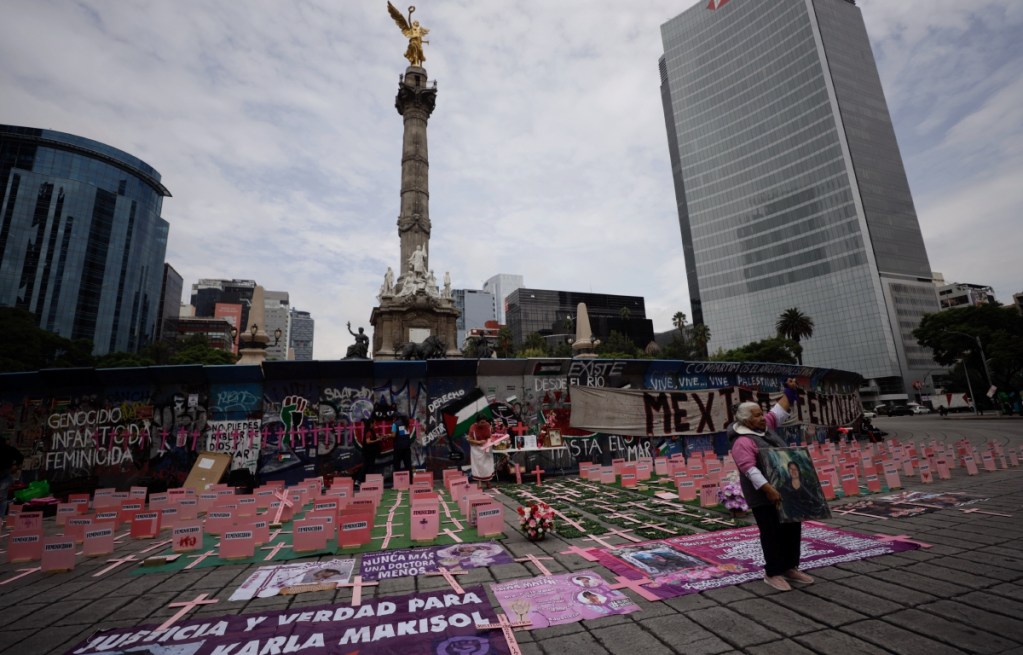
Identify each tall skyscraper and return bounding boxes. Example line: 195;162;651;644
483;274;523;324
506;288;653;351
263;290;290;361
157;263;183;342
452;288;496;350
288;308;314;361
0;125;171;355
660;0;938;399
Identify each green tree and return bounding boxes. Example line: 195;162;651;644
0;308;96;372
711;336;800;365
914;304;1023;395
691;323;712;359
672;311;687;331
94;351;156;368
496;327;515;358
618;306;632;321
598;330;638;359
519;332;549;358
167;334;238;366
776;308;814;365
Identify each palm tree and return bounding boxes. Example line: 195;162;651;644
691;323;711;359
619;306;632;321
672;311;687;332
776;308;814;365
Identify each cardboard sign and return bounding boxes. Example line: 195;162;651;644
220;530;256;560
902;459;916;477
205;510;235;535
13;511;43;533
981;453;996;472
600;467;616;484
236;496;258;517
883;466;902;490
677;480;697;502
293;520;329;553
267;501;294;524
393;471;410;490
173;524;204;553
56;503;78;526
338;512;374;549
83;527;115;557
8;533;43;562
306;511;338;539
250;520;270;546
65;516;94;543
176;498;199;522
935;458;951;480
41;537;77;572
864;475;881;493
962;455;979;476
129;486;149;501
413;472;433;488
611;458;626;475
699;481;719;508
94;511;119;526
183;452;232;491
636;463;652;481
410;502;440;542
160;506;180;529
93;490;117;510
840;474;860;497
474;504;504;537
131;511;162;539
468;497;494;527
621;472;637;488
819;477;836;501
254;488;277;509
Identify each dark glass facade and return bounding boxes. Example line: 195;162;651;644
0;125;170;355
660;0;938;396
506;288;654;350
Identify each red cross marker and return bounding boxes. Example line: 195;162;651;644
608;575;662;601
261;542;290;561
184;549;218;570
511;424;530;438
872;534;933;549
515;554;554;576
154;593;219;632
338;575;379;606
475;613;533;652
532;466;544;486
92;554;138;578
559;545;599;561
424;567;468;594
0;567;40;586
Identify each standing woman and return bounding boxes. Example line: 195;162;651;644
360;420;382;484
466;416;496;489
728;378;812;592
391;415;413;474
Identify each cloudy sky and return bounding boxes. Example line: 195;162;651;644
2;0;1021;359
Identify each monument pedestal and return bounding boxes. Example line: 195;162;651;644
371;292;461;360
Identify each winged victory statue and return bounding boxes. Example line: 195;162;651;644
387;2;430;67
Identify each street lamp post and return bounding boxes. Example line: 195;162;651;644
942;329;993;394
956;358;980;416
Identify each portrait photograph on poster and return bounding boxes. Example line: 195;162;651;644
546;429;563;448
763;447;832;522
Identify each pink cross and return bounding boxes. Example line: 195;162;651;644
959;508;1013;518
138;539;173;554
425;567;468;594
338;575;378;606
154;593;219;632
513;463;523;485
552;509;584;531
604;512;643;524
92;555;138;578
637;523;676;534
445;516;465;531
532;466;544;486
261;542;290;561
873;534;933;549
474;613;533;651
0;567;40;586
442;528;463;543
271;487;294;525
608;575;662;601
602;527;642;543
515;554;554;576
559;545;599;561
184;549;218;570
582;534;619;550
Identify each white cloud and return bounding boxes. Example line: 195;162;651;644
2;0;1020;357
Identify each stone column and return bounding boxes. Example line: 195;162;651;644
395;66;437;289
237;285;270;365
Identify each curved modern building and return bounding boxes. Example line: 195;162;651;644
659;0;939;402
0;125;171;355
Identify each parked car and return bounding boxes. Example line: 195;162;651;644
889;405;913;416
909;404;931;415
862;408;877;419
873;404;889;416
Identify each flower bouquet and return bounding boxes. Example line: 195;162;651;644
717;480;749;516
517;502;555;541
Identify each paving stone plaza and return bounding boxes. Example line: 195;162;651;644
1;416;1021;655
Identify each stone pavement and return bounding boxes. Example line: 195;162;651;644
1;425;1021;655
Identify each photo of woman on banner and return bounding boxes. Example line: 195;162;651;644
764;449;831;522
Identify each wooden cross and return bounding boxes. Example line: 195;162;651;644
582;533;619;550
515;554;555;576
0;567;40;586
604;512;643;524
832;508;889;520
424;567;468;594
532;466;544;486
552;509;584;531
445;516;465;531
637;523;676;535
959;508;1013;518
608;575;661;601
184;549;218;570
153;593;219;632
338;575;379;606
602;527;642;543
261;542;290;561
443;528;463;543
138;539;173;555
271;487;294;525
92;554;138;578
475;613;533;652
113;531;132;542
872;533;933;549
559;545;599;561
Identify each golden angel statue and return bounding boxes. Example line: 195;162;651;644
387;2;430;67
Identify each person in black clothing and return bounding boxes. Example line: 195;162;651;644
391;415;413;474
359;420;382;484
0;436;25;522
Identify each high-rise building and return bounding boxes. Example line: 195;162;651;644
0;125;171;355
483;274;523;324
452;288;496;350
264;290;290;361
157;264;183;342
191;279;256;329
505;288;653;350
659;0;938;399
288;308;314;361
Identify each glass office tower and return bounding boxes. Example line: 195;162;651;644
0;125;171;356
660;0;938;399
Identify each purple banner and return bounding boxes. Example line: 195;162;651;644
491;572;640;629
361;542;513;581
66;587;509;655
590;524;919;600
